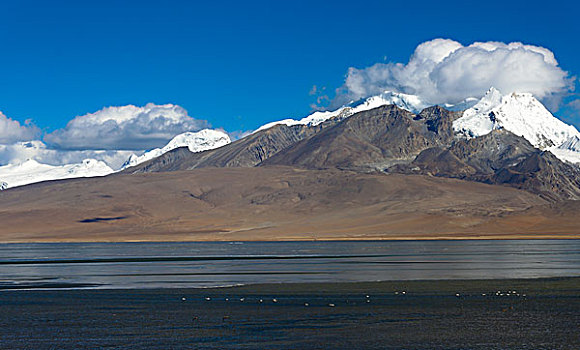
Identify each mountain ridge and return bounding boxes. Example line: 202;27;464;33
4;88;580;190
261;105;461;170
126;117;343;173
127;99;580;201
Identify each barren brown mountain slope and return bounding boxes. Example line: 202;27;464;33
128;120;339;173
127;105;580;202
0;166;578;242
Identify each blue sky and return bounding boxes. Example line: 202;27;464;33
1;0;579;134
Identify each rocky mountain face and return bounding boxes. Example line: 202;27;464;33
262;105;462;170
389;130;580;201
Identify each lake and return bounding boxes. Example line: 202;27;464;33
1;240;579;290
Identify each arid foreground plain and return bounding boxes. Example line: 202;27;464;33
0;166;579;242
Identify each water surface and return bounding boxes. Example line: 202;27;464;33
1;240;578;290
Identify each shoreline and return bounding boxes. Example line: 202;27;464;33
0;275;580;295
2;234;580;244
2;275;580;292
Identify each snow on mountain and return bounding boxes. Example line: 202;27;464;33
550;135;580;164
122;129;231;169
453;88;580;150
0;159;114;189
354;91;427;115
558;135;580;152
255;91;428;132
256;86;580;165
453;87;504;137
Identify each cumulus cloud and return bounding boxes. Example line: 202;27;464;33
331;39;574;110
45;103;210;150
0;112;40;144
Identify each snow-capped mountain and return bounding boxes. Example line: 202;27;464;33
255;91;428;132
121;129;231;169
453;88;580;149
452;87;580;164
0;159;114;189
255;86;580;165
0;129;231;189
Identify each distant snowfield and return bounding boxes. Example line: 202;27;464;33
2;88;580;189
0;129;231;189
0;159;114;188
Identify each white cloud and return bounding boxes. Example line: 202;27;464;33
45;103;209;150
332;39;573;110
0;104;216;170
0;111;39;144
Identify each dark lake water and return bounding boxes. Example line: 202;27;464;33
1;240;579;290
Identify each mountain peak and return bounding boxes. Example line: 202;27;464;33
486;86;502;95
122;129;231;169
164;129;231;153
453;89;580;150
255;90;427;133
